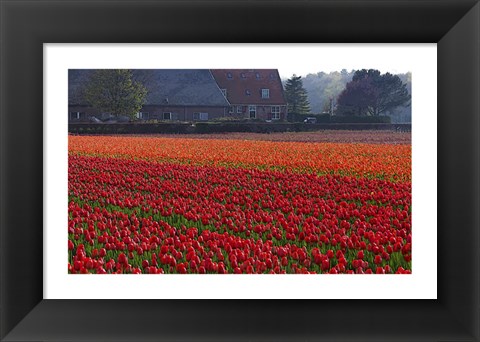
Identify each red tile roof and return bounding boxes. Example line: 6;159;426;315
210;69;287;106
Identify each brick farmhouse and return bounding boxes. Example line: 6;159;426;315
210;69;288;121
68;69;287;122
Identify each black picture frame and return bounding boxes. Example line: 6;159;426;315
1;0;479;341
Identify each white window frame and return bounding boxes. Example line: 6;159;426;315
271;106;280;120
193;112;208;121
237;106;243;114
163;112;172;120
137;112;149;119
261;89;270;99
70;111;86;120
249;105;256;119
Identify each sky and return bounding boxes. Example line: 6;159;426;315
250;44;417;79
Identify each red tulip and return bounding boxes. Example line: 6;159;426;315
67;144;411;275
321;259;330;272
118;253;127;265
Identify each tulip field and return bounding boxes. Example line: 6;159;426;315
68;133;411;274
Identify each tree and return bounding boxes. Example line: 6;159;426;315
284;74;311;118
336;69;410;116
301;69;355;113
84;69;148;119
388;72;412;123
336;73;377;116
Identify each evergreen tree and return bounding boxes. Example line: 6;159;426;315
284;75;311;119
84;69;148;120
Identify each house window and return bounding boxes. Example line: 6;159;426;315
271;106;280;120
163;112;172;120
261;89;270;99
241;73;246;78
249;105;256;119
245;89;251;96
221;89;227;97
137;112;149;119
70;112;84;120
227;73;233;79
255;72;261;79
193;112;209;121
237;106;243;114
229;106;234;114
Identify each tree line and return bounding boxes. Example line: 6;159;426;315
284;69;412;123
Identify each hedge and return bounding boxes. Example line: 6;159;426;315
69;121;409;135
331;115;391;124
293;113;331;123
288;114;391;124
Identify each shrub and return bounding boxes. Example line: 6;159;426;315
292;113;331;123
331;115;391;124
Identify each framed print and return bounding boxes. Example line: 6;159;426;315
1;0;479;341
45;44;434;301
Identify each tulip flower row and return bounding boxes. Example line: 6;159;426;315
68;153;411;274
69;135;411;182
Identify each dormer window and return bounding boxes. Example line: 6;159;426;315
245;89;251;96
241;73;246;78
261;89;270;99
227;72;233;79
255;72;261;79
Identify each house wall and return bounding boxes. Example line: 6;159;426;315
141;105;227;121
68;106;101;121
69;105;228;122
229;104;288;121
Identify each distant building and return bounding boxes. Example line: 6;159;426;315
68;69;287;122
210;69;288;121
68;70;96;122
68;69;230;122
